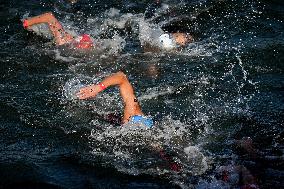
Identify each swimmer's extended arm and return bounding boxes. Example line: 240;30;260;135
23;12;73;45
76;71;143;122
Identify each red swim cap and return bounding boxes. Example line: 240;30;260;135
75;34;93;49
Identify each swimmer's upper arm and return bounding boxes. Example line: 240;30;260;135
118;72;143;121
118;73;137;105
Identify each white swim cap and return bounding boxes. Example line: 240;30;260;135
159;34;175;49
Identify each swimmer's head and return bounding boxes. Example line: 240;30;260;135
159;33;194;50
74;34;93;49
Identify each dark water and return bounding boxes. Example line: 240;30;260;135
0;0;283;188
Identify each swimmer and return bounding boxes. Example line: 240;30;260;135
140;0;195;52
139;21;194;52
76;71;153;126
76;71;182;172
22;12;93;49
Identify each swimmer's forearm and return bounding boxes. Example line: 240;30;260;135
99;71;128;88
77;71;129;99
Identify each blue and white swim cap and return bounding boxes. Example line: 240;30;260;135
128;115;154;128
159;34;175;50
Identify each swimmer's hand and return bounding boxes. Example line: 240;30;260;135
76;84;101;100
22;19;33;31
23;19;29;29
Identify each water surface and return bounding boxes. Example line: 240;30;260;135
0;0;283;188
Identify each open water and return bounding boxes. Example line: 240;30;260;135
0;0;283;188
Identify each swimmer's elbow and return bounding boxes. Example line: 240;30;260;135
44;12;54;18
116;71;128;83
116;71;127;78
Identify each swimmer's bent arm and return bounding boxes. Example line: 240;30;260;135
23;12;73;45
76;71;131;100
76;71;143;123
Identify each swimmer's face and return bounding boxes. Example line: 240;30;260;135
172;33;194;46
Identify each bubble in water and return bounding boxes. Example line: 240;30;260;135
183;146;208;175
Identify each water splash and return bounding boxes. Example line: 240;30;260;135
88;114;208;177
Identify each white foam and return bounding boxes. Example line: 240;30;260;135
53;49;78;62
139;86;175;101
88;113;208;176
183;146;208;175
138;18;164;48
96;33;126;55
